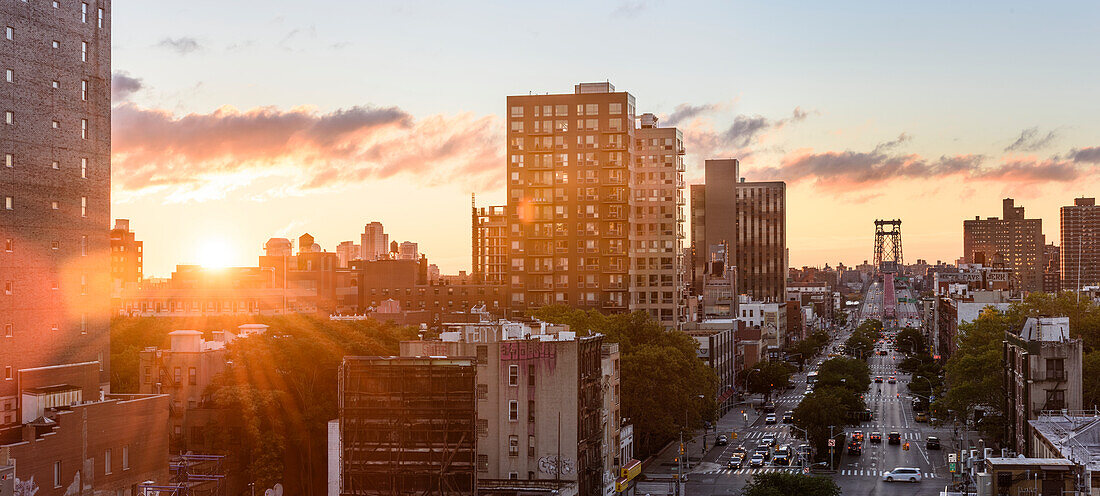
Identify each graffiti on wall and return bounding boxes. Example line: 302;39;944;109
499;340;557;372
14;476;40;496
537;455;575;476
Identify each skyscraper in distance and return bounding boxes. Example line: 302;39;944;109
1060;197;1099;292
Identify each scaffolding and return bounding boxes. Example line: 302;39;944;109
339;357;477;496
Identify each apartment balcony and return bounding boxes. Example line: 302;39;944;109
606;282;625;290
605;142;626;150
529;266;553;274
529;162;553;170
528;283;554;291
602;160;625;168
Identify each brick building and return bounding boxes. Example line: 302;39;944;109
963;198;1045;292
110;219;142;290
1061;197;1099;292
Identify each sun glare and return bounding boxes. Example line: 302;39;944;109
196;238;235;268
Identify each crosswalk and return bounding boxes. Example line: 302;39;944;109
702;467;938;478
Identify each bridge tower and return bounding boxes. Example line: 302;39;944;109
873;219;903;273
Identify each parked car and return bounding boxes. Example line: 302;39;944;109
926;437;941;450
882;467;922;482
869;432;882;443
715;435;728;446
765;413;777;424
888;432;901;445
782;412;794;424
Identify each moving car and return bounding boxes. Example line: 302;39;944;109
772;452;790;465
761;435;776;447
749;454;765;467
715;434;728;446
882;467;922;482
765;413;777;424
782;412;794;424
728;453;745;468
754;446;771;461
851;431;864;442
914;411;928;422
926;437;941;450
847;442;862;455
874;376;883;383
888;376;897;384
869;432;882;443
878;349;888;355
888;432;901;445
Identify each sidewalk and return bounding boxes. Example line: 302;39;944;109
643;396;768;476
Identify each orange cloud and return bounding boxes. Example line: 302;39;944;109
112;103;503;202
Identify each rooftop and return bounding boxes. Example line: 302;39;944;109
1030;411;1100;471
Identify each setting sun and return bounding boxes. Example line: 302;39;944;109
195;238;235;268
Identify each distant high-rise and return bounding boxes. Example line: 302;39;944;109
360;221;388;261
336;240;360;268
1060;197;1099;292
736;179;787;302
963;198;1044;292
631;113;686;325
691;159;787;302
110;219;143;289
398;241;418;260
495;82;684;321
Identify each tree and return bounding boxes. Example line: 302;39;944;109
741;472;841;496
1084;350;1100;410
745;361;794;399
532;306;718;456
816;357;870;395
895;328;926;354
934;309;1010;445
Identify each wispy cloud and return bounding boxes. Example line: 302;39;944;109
112;71;143;101
664;103;726;126
156;37;202;55
611;1;648;18
1069;146;1100;163
112;103;503;203
1005;126;1059;152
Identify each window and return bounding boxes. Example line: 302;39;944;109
4;282;11;295
1047;358;1066;380
51;241;59;250
509;435;519;456
4;366;11;380
5;27;13;41
98;8;104;28
81;119;88;139
81;196;86;217
3;324;10;337
477;455;489;472
52;120;60;129
508;472;519;480
5;111;12;125
528;435;536;457
476;345;488;364
508;400;518;421
3;197;9;210
53;0;59;7
528;364;535;386
81;158;87;178
173;367;181;383
53;461;62;488
4;69;11;82
188;367;197;385
4;239;9;251
81;3;88;22
52;160;59;170
81;80;87;101
82;41;88;62
4;154;11;168
51;201;59;210
104;448;112;474
81;235;87;256
52;40;59;49
528;399;535;422
508;365;519;386
122;446;129;470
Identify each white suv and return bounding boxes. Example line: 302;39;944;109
882;467;922;482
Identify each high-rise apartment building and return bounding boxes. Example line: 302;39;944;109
736;180;787;302
963;198;1044;292
336;240;359;268
691;159;787;302
1043;242;1061;293
1060;197;1099;292
473;204;507;285
359;221;388;261
110;218;143;289
1;2;170;492
1;0;112;424
499;82;686;320
399;240;419;260
631;113;686;326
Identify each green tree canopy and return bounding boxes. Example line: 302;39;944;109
934;309;1010;444
745;361;794;397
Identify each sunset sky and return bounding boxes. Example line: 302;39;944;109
112;1;1100;277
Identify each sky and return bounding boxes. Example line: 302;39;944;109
111;0;1100;277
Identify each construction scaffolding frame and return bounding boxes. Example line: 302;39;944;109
339;357;477;496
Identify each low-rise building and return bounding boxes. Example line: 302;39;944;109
683;321;737;414
979;458;1080;495
1005;317;1083;456
1029;412;1100;491
737;297;788;351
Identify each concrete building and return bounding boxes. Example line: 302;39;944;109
683;322;737;414
698;241;737;321
691;159;739;296
1029;412;1100;491
110;219;142;290
1004;317;1083;456
473;204;507;285
1061;197;1099;293
979;458;1080;496
336;356;477;496
737;296;788;352
963;198;1045;292
359;222;388;261
400;317;617;496
335;241;359;268
352;258;507;325
1044;242;1062;293
630;113;686;327
399;241;419;260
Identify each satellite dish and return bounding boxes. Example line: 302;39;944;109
265;491;274;496
274;483;284;496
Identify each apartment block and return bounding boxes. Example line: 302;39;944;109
736;180;786;302
1004;317;1083;456
963;198;1045;292
630;113;686;326
473;204;507;285
400;318;615;496
110;218;142;290
359;221;388;261
335;240;359;268
691;159;739;296
1060;197;1099;292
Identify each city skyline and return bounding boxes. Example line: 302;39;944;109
112;1;1099;277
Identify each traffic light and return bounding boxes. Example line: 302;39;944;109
732;433;738;439
903;442;910;451
680;443;684;454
